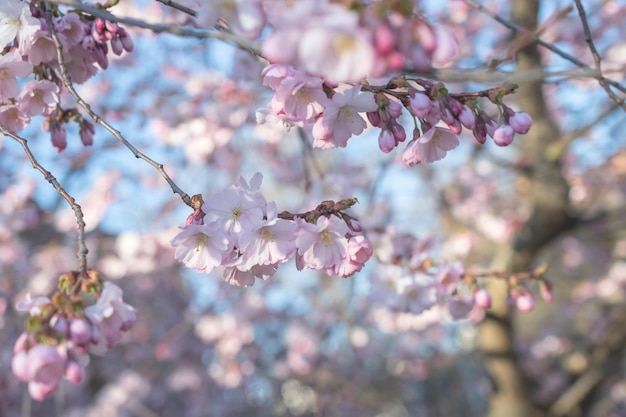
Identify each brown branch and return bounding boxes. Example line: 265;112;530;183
573;0;626;111
44;8;193;208
43;0;262;57
0;126;89;278
462;0;626;98
154;0;197;17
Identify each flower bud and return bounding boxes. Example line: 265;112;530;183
70;318;92;345
378;130;395;153
409;92;432;118
474;288;492;309
508;111;532;134
492;125;514;147
515;294;534;312
110;36;123;55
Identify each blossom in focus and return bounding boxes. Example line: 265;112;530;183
171;223;230;272
0;51;33;100
85;281;137;354
402;127;459;165
203;173;267;235
0;0;39;47
17;80;59;116
237;202;298;270
295;216;350;271
312;86;377;148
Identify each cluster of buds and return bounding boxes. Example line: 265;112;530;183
92;18;134;60
42;107;95;151
11;270;136;401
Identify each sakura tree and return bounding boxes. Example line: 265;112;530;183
1;0;625;416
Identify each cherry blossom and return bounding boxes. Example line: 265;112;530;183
402;127;460;165
295;216;350;271
312;86;377;148
85;281;137;354
170;222;230;272
0;0;39;47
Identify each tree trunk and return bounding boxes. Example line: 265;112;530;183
478;1;570;416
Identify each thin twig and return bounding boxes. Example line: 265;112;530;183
154;0;197;17
44;8;193;208
0;125;89;277
573;0;626;111
462;0;626;98
43;0;261;57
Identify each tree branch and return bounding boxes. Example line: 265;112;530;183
0;126;89;278
44;7;193;208
43;0;262;57
573;0;626;111
154;0;197;17
462;0;626;98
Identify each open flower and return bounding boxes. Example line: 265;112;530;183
85;282;137;354
402;127;459;165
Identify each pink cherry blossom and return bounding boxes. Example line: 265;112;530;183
237;202;298;270
170;223;230;272
203;174;267;235
515;293;535;312
295;216;350;271
0;0;39;48
85;281;137;354
0;51;33;99
270;70;328;123
402;127;459;165
312;86;377;148
328;235;373;277
17;80;59;116
3;109;28;139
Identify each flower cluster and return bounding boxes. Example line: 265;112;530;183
369;227;551;320
0;1;133;148
171;173;373;286
11;271;136;401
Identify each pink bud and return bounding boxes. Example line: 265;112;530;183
70;319;91;345
375;23;395;55
391;121;406;143
492;125;514;147
50;315;68;335
474;288;492;309
119;29;134;52
11;350;29;381
472;123;487;144
378;130;395;153
110;36;123;55
105;20;118;34
409;92;432;118
387;99;403;118
515;294;534;312
94;18;105;34
367;111;381;127
27;344;65;386
458;106;476;129
508;111;532;134
51;123;67;152
65;360;84;383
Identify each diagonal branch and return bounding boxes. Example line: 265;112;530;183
573;0;626;111
43;0;262;57
154;0;197;17
0;125;89;278
462;0;626;99
44;8;193;208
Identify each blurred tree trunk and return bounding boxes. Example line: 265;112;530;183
477;1;570;416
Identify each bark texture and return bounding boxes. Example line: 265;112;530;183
478;1;571;416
